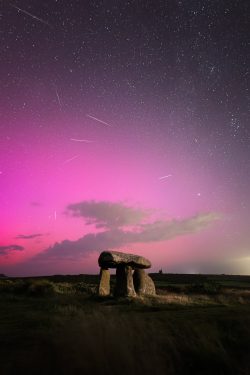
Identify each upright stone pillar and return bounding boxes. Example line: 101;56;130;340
133;268;156;296
133;268;146;295
115;265;136;297
98;268;110;296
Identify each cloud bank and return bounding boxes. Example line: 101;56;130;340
66;201;148;228
0;245;24;255
15;234;43;240
35;200;219;261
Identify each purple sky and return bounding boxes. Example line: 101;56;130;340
0;1;249;276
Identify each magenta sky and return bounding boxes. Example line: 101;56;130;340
0;1;249;276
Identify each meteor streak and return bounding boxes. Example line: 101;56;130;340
159;174;172;180
86;114;112;127
10;4;50;26
70;138;94;143
55;88;62;108
62;155;79;165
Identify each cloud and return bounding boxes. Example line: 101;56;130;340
15;233;44;240
66;200;148;228
30;202;41;207
137;212;220;242
37;211;219;260
0;245;24;255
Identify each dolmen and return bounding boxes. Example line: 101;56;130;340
98;250;156;298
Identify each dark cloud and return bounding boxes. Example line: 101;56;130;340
66;200;148;228
37;212;219;260
15;233;43;240
0;245;24;255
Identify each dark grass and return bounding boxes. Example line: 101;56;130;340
1;274;250;375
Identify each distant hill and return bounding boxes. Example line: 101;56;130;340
0;274;7;278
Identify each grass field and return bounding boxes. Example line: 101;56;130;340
1;273;250;375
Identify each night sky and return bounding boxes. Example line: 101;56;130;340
0;0;249;276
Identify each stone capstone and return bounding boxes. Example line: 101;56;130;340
98;251;151;269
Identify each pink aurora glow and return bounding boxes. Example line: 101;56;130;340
0;112;245;276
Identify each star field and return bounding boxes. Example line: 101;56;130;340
0;0;249;275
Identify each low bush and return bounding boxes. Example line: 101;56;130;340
27;280;56;296
0;279;30;294
186;281;222;295
74;282;96;295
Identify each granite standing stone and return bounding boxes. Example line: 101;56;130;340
98;268;110;296
133;268;146;295
114;265;136;297
133;269;156;296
